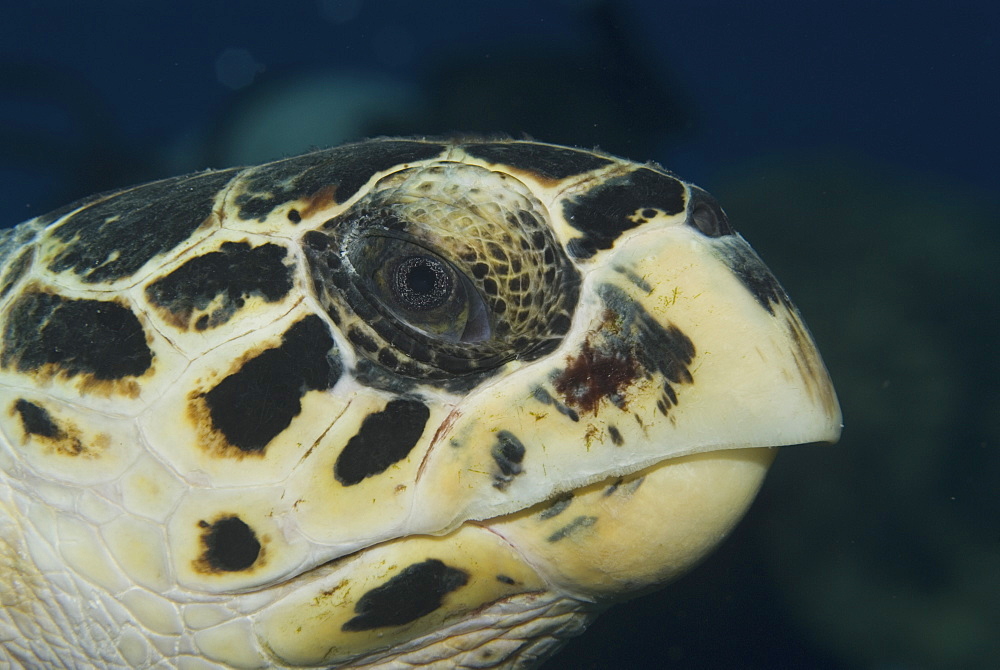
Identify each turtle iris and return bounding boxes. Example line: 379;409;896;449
390;256;451;311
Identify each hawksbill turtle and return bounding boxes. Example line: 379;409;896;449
0;137;840;668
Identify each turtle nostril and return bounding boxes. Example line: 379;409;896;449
686;188;734;238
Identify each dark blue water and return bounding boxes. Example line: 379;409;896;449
2;2;997;668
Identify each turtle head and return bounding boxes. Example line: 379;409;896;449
0;138;839;668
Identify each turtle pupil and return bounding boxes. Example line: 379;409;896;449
392;256;452;310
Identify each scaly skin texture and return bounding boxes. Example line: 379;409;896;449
0;138;840;667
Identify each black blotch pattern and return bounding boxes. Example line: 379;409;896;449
713;237;793;315
145;241;293;330
2;291;152;380
341;559;469;632
203;315;340;453
334;398;430;486
462;142;612;179
0;248;33;301
496;574;516;585
14;399;60;438
46;169;238;283
607;425;624;446
563;168;686;259
198;516;261;572
491;430;526;490
235;140;445;221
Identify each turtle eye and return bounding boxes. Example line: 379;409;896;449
359;238;492;343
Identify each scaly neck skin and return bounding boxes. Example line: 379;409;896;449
0;481;124;669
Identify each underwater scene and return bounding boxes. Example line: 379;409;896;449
1;1;996;668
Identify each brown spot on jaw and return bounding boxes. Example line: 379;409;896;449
553;339;639;415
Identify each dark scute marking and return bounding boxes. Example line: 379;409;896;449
145;241;293;330
563;168;686;258
547;515;598;543
341;559;469;632
0;248;34;301
607;425;624;446
334;398;430;486
235;141;445;221
496;574;516;585
539;491;574;520
491;430;526;490
46;169;238;283
713;237;792;315
197;516;261;572
287;209;302;223
686;187;734;237
2;291;152;379
603;477;624;496
14;399;60;439
203;315;340;453
462;142;612;179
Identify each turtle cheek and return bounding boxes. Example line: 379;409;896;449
486;447;775;601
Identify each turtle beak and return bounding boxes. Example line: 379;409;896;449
412;220;840;526
627;225;842;448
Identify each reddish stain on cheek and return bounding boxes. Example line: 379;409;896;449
553;338;639;415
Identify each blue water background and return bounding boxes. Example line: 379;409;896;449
1;2;997;668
